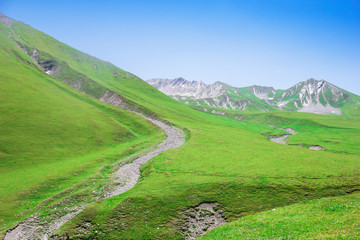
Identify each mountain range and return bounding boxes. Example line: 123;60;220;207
148;77;360;116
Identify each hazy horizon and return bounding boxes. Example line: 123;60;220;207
1;0;359;94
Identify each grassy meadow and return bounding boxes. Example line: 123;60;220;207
201;193;360;239
1;19;360;239
58;108;360;239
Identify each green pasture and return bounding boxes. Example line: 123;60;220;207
1;20;359;239
201;193;360;239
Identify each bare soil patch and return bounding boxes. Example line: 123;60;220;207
181;202;226;239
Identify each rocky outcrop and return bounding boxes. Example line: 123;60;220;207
30;48;39;63
309;145;325;150
99;90;129;109
181;202;226;239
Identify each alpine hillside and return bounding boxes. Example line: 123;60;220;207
1;12;360;240
148;77;360;117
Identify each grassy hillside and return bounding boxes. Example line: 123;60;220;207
1;17;360;239
0;27;163;234
241;112;360;156
59;111;360;239
201;193;360;239
57;111;360;239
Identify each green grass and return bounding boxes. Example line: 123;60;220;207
201;192;360;239
1;18;360;239
57;110;360;239
240;111;360;155
0;29;163;233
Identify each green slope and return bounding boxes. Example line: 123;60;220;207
59;112;360;239
1;15;360;239
0;25;163;233
201;193;360;239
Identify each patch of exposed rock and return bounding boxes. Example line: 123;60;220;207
264;127;298;145
15;41;29;55
41;60;57;75
269;134;289;145
283;127;298;135
112;70;119;78
309;145;325;150
211;110;226;116
99;89;131;110
31;48;39;63
181;203;226;239
264;127;327;151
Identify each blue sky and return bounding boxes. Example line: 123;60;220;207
1;0;359;93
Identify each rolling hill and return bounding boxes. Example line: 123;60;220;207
1;12;360;239
0;13;165;236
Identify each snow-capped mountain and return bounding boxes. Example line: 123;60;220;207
147;78;225;99
147;78;359;115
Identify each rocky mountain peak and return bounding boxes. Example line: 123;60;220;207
305;78;325;83
299;78;327;90
173;77;186;83
147;77;225;99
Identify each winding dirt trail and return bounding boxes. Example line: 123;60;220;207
105;115;184;198
4;115;184;240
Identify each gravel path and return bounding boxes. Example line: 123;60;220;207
106;115;184;198
3;114;184;240
40;206;86;240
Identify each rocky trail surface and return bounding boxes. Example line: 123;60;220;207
3;114;184;240
105;115;184;198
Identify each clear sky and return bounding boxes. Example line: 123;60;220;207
1;0;359;94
